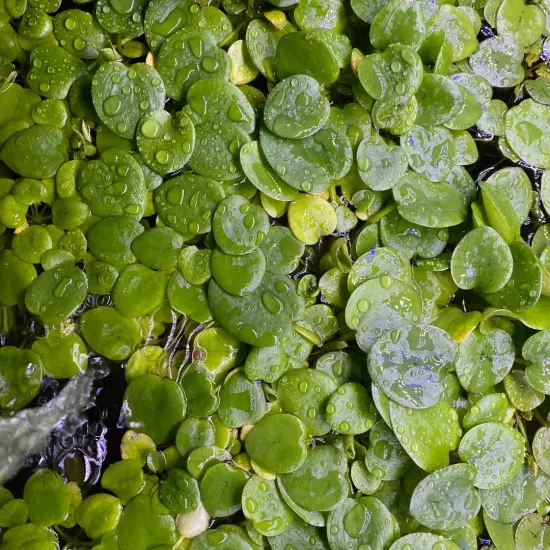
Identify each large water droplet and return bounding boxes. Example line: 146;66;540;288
73;37;87;52
53;277;73;298
166;186;184;206
141;119;160;138
243;213;256;229
105;181;128;196
261;291;283;314
202;56;219;73
344;502;369;537
103;95;122;116
155;149;171;165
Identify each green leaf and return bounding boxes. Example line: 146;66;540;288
410;464;481;530
469;36;524;88
122;373;186;445
76;494;123;540
200;463;249;518
393;173;467;228
117;494;178;550
92;62;165;139
24;469;69;526
327;497;399;550
279;444;348;512
368;324;456;409
458;422;525;489
157;30;230;101
242;476;295;536
370;0;425;51
451;226;513;293
496;0;545;47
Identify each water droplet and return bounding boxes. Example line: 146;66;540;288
166;186;184;206
53;277;73;298
73;37;87;52
274;281;287;293
394;81;406;95
391;61;403;73
105;181;128;196
357;156;370;172
243;213;256;229
202;56;219;73
245;498;257;513
295;91;310;107
155;149;171;165
101;95;123;117
261;291;283;314
141;119;160;138
124;204;141;215
206;530;228;545
227;101;249;123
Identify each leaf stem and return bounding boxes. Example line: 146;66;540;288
534;409;549;428
516;412;532;455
